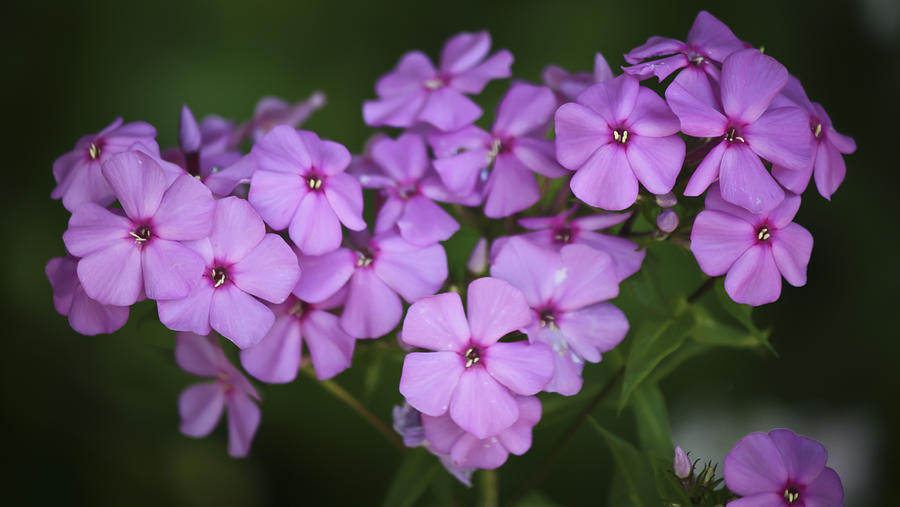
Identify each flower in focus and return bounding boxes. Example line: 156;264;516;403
422;395;542;469
363;31;513;131
490;206;644;282
293;231;448;339
542;52;614;104
690;184;813;306
724;428;843;506
249;126;365;255
176;332;261;458
491;238;627;395
62;151;215;306
399;277;553;438
356;132;459;245
430;82;567;217
46;256;129;335
666;49;814;213
158;197;301;348
555;74;686;211
52;118;161;211
770;77;857;200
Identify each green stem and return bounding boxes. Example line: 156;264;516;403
302;367;406;453
480;469;499;507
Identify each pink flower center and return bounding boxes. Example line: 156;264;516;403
289;299;309;318
88;142;102;160
757;226;771;241
783;486;800;504
130;225;152;243
553;226;573;244
812;122;823;139
307;176;323;190
539;310;558;331
211;266;228;288
612;128;630;144
463;347;481;368
725;126;745;143
356;251;374;267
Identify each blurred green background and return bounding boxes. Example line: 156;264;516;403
3;0;897;505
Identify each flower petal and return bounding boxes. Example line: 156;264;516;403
231;234;301;303
483;154;541;218
685;11;744;61
363;91;429;129
718;144;785;214
293;248;357;303
371;132;429;183
374;235;447;302
239;313;302;384
142;238;205;301
556;302;629;363
803;467;844;507
158;282;214;336
401;292;470;352
467;277;533;347
570;143;638;211
770;223;812;288
684;141;727;197
302;309;356;380
768;429;828;488
449;433;509;470
723;432;789;495
625;134;685;194
77;241;143;306
724;246;782;306
440;31;490;74
743;106;814;171
498;395;542;454
251;124;311;174
179;382;225;437
690;210;757;276
289;192;343;256
552;244;619;311
490;236;562;307
624;36;686;64
397;195;459;246
298;131;351;176
63;202;132;257
721;49;788;124
152;175;215;240
433;148;490;197
175;332;225;376
450;49;513;94
324;173;366;231
341;268;403;339
493;83;556;138
101;151;168;220
576;232;646;282
554;102;612;170
813;141;847;200
627;87;682;137
664;79;728;138
484;341;554;395
226;392;261;458
399;351;465;416
210;284;275;349
67;285;130;335
418;87;482;132
421;412;466;454
511;138;567;178
449;367;518;439
375;51;436;96
210;197;266;264
577;75;639;126
248;169;306;230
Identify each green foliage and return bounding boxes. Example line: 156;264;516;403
589;417;660;507
631;383;673;459
381;448;441;507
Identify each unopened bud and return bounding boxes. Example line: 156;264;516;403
655;192;677;208
673;446;691;479
657;209;679;233
467;237;489;275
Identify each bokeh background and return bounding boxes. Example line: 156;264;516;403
3;0;898;505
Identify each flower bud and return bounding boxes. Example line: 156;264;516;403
657;209;679;233
467;237;489;275
673;446;691;479
655;192;677;208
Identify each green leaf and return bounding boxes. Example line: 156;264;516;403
517;491;563;507
381;448;441;507
619;310;695;410
588;417;659;507
631;383;672;459
688;280;774;353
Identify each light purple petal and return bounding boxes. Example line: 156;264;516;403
77;241;143;306
553;244;619;311
577;75;640;126
704;182;762;225
248;169;306;230
397;195;459;246
418;87;483;132
179;105;202;153
594;52;614;82
433;148;489;196
772;161;813;195
210;284;275;349
179;382;225;438
226;392;261;458
451;50;514;94
770;223;812;287
684;141;727;197
58;160;116;212
251;124;311;174
363;91;429;129
484;154;541;218
627;87;682;137
324;173;366;231
440;31;490;74
483;341;554;395
724;246;782;306
554;102;612;170
467;278;533;347
211;197;266;264
724;432;790;495
537;332;585;396
289;192;342;256
571;211;632;231
768;429;827;488
450;366;519;439
297;131;351;176
240;313;302;384
374;235;448;302
375;51;436;96
67;285;129;335
141;238;205;301
152;175;215;241
302;309;356;380
63;202;132;257
493;83;556;138
721;49;788;124
158;282;214;336
293;248;357;303
449;433;509;470
231;234;301;303
498;395;542;454
664;79;728;138
101;151;168;220
570;143;638;211
803;467;844;507
576;232;645;282
623;53;689;81
371;132;429;183
625;134;685;194
374;197;404;234
685;11;744;61
726;494;785;507
556;302;629;363
511;138;567;178
204;152;258;197
744;107;813;171
341;268;403;338
401;292;470;352
490;236;562;307
690;210;757;276
813;141;847;200
718;144;785;214
421;412;466;454
624;36;686;64
175;332;225;376
399;351;465;416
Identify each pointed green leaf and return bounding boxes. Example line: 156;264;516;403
588;417;659;507
631;383;672;459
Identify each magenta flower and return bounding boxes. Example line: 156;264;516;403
62;151;215;306
690;184;813;306
240;291;356;383
666;49;814;213
422;395;542;470
555;74;686;211
770;77;857;200
158;197;301;348
491;238;628;395
363;31;513;131
491;206;644;282
624;10;744;86
724;429;843;506
356;132;459;245
542;52;614;103
52;118;161;211
430;82;567;217
46;256;129;335
243;92;326;143
399;278;553;439
293;231;448;339
249;126;365;255
175;332;261;458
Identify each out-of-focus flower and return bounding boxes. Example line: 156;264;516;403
467;238;489;275
673;445;692;480
657;209;680;233
46;256;129;335
243;93;326;143
176;332;261;458
542;52;615;103
364;31;512;131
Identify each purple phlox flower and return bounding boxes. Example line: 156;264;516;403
249;126;365;255
46;256;129;335
490;238;628;396
769;77;857;200
555;74;686;211
161;105;254;197
236;92;327;144
543;52;615;103
52;118;162;211
240;261;355;383
657;209;680;233
430;82;567;217
491;205;644;282
690;184;812;306
422;395;542;470
623;10;744;88
398;277;553;439
363;31;513;131
175;332;261;458
666;49;815;213
391;402;475;486
467;237;489;275
355;132;460;245
673;446;691;479
158;197;301;348
293;230;448;339
62;151;215;306
724;428;843;506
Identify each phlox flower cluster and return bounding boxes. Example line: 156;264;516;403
45;11;852;492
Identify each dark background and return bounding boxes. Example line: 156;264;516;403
3;0;897;505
